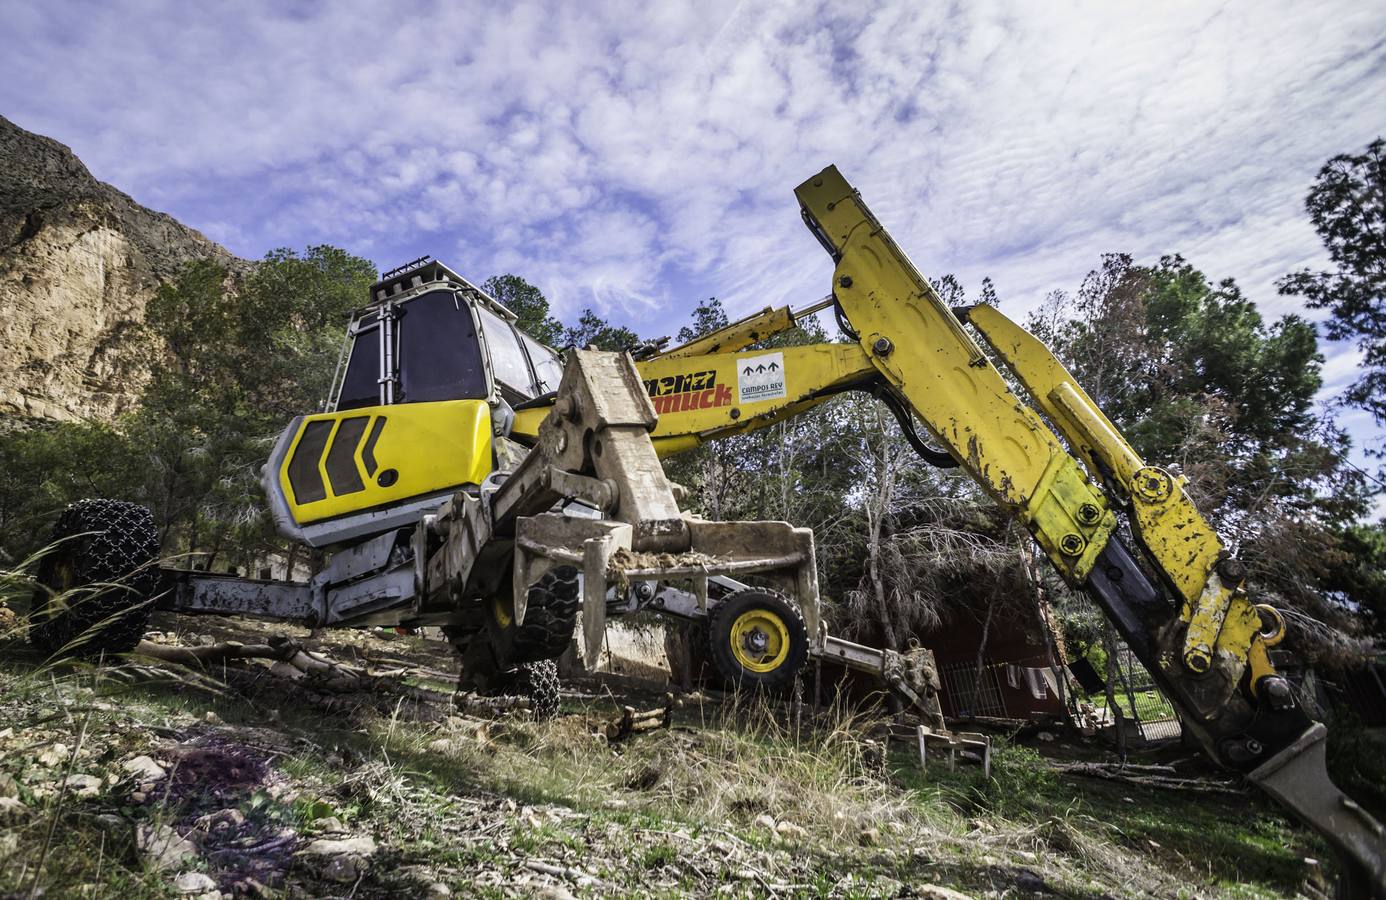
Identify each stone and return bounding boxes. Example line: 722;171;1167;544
915;885;973;900
0;115;248;424
425;883;452;897
173;871;217;894
122;755;166;781
193;808;245;832
774;820;806;840
302;835;377;857
138;824;198;871
533;887;575;900
64;774;102;797
1037;731;1056;742
37;743;68;767
313;816;347;834
752;814;776;831
0;796;29;824
322;853;369;883
859;827;881;846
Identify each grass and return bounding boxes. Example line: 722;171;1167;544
0;563;1348;897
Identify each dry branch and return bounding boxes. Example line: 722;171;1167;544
1051;761;1241;795
455;691;531;716
605;694;681;741
134;637;450;699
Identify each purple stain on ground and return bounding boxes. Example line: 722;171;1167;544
145;734;302;891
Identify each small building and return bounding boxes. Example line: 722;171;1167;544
921;605;1069;720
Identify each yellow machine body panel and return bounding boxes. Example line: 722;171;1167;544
640;343;874;452
512;343;875;457
277;399;492;525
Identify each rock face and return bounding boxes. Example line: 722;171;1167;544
0;115;244;421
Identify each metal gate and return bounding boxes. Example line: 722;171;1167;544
1104;648;1181;741
939;660;1009;718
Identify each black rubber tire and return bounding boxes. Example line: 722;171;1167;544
706;589;809;691
487;566;580;667
29;499;160;657
489;659;561;721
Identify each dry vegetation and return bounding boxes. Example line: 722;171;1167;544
0;596;1334;899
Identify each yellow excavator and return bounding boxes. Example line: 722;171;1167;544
28;165;1385;892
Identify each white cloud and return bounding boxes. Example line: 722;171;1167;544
3;0;1385;449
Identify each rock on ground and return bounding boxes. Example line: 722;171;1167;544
138;823;199;872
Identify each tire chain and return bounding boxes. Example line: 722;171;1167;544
30;499;161;656
488;659;561;721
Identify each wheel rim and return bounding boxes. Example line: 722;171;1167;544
728;608;790;673
492;594;513;629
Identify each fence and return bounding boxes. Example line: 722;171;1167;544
938;660;1009;718
1097;648;1181;742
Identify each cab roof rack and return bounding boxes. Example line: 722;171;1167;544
365;256;519;324
370;256;466;304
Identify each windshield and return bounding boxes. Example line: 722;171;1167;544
334;291;488;409
397;290;487;403
333;286;563;409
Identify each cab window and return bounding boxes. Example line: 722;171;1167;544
476;306;536;398
396;290;488;403
336;317;381;411
521;332;563;394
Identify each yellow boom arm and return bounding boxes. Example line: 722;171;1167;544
512;164;1384;889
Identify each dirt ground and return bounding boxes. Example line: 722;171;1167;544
0;611;1336;899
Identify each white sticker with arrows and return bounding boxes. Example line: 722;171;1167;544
737;352;786;404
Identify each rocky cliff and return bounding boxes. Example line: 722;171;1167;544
0;115;244;421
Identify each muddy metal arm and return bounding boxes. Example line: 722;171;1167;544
794;165;1384;891
505;170;1383;884
514;168;1384;886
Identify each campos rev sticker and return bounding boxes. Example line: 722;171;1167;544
737;352;786;404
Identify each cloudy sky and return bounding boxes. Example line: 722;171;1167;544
4;0;1385;461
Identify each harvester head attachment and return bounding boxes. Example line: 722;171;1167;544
434;349;821;672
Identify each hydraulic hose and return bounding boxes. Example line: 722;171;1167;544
874;385;958;469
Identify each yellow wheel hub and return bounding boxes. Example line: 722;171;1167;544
492;595;513;629
728;608;791;673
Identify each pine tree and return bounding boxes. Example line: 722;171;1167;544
1277;138;1386;433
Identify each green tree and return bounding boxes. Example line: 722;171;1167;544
1033;253;1376;658
1277;138;1386;431
930;274;966;306
483;274;564;346
137;246;376;566
0;246;377;570
563;308;639;352
0;420;143;562
978;276;999;307
1320;522;1386;632
676;297;729;344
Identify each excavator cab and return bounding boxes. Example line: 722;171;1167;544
261;258;559;548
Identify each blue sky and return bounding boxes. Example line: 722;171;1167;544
3;0;1386;469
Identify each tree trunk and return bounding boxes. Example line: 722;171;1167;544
1101;623;1128;761
1019;538;1076;725
969;597;997;716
